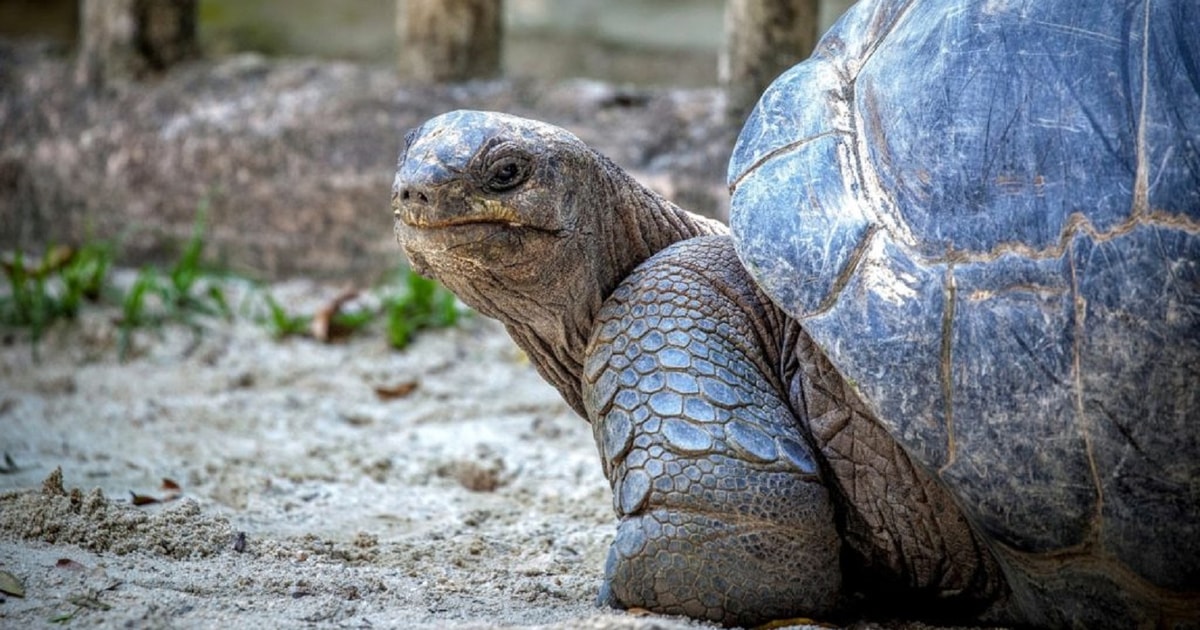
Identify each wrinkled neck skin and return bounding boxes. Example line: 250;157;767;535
456;152;725;418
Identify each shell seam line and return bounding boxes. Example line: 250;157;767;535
938;263;957;475
802;223;881;320
852;0;920;77
921;209;1200;267
728;130;841;194
846;0;920;249
788;210;1194;323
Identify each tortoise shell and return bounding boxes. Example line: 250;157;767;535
728;0;1199;618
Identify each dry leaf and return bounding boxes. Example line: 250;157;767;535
129;491;160;506
373;380;419;401
159;478;182;501
0;569;25;598
130;479;183;506
55;558;87;571
311;288;360;342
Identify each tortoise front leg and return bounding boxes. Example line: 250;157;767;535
582;237;842;626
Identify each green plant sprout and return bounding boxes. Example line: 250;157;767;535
1;207;466;357
256;268;463;348
383;269;462;349
0;243;114;358
261;293;311;339
117;209;232;359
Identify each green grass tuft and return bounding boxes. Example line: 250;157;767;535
1;243;114;357
383;270;462;350
116;208;232;359
2;206;467;357
255;268;464;348
261;293;311;339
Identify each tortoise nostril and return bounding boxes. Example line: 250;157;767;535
399;187;430;204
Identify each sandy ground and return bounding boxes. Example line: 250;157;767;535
0;276;796;629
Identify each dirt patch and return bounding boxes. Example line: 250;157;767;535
0;468;234;559
0;280;726;628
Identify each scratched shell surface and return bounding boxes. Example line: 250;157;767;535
728;0;1199;591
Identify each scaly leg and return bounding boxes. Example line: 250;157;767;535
582;236;841;626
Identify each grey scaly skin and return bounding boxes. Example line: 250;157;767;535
585;235;843;622
392;110;1006;627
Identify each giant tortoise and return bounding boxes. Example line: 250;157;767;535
391;0;1199;626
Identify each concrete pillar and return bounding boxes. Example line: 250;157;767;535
75;0;196;87
720;0;819;124
397;0;503;82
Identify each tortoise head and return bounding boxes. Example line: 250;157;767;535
392;110;724;412
392;110;608;321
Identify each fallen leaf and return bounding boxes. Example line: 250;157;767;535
129;491;160;506
311;288;360;342
54;559;87;571
130;479;183;506
373;379;419;401
0;569;25;597
159;478;182;501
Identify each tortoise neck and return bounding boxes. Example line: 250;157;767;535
508;155;727;419
602;156;730;286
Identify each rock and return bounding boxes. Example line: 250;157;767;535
0;42;731;281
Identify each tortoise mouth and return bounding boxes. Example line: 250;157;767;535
393;212;567;251
396;212;527;231
393;193;540;231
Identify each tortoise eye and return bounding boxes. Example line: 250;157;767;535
484;155;530;193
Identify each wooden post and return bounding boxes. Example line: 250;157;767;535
397;0;503;82
76;0;197;87
720;0;819;124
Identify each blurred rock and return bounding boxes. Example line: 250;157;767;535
1;42;732;280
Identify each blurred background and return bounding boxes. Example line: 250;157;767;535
0;0;853;86
0;0;854;281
